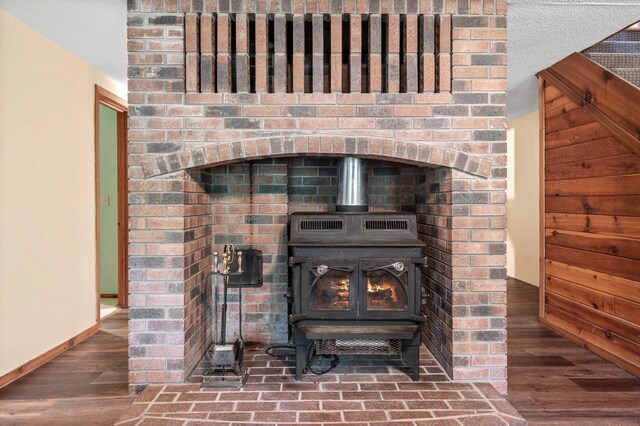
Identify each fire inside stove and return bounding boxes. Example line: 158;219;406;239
309;271;351;311
308;268;408;312
366;270;407;311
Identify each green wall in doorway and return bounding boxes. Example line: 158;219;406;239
99;105;118;296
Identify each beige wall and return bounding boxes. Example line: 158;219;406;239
506;110;540;286
0;11;126;378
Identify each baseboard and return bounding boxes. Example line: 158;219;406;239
100;293;118;298
539;318;640;378
0;322;99;389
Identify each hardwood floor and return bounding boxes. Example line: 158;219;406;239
506;277;640;425
0;311;134;425
1;283;639;425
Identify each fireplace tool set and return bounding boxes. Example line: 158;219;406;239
202;245;246;387
202;244;263;388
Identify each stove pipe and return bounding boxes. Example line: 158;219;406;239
336;157;368;213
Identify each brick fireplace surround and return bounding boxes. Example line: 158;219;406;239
127;0;508;395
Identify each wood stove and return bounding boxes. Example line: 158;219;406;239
288;212;426;380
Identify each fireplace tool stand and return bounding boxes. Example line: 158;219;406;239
202;245;248;388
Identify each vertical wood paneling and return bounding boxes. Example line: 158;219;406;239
541;74;640;377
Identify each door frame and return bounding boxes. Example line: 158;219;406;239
95;85;128;320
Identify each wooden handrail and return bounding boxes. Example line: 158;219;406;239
537;52;640;158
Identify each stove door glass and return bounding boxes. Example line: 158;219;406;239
364;265;408;312
309;268;352;311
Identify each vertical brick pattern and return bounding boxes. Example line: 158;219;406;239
330;14;342;93
349;14;362;93
235;14;250;93
420;15;436;92
312;14;324;93
438;14;452;92
185;13;199;92
405;15;419;92
180;8;462;94
128;0;507;394
254;14;269;93
387;14;400;93
368;14;382;93
216;13;231;92
199;13;215;92
273;14;288;93
293;15;306;93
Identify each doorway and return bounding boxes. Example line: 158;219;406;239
95;85;128;321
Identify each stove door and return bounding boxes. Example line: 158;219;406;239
301;258;357;320
359;258;413;320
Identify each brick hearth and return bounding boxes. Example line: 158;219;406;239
116;346;524;425
127;0;508;394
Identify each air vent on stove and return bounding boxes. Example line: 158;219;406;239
364;219;409;231
300;219;344;231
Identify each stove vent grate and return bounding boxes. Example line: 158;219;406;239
316;339;401;355
364;219;409;231
300;219;344;231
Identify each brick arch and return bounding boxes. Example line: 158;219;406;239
141;135;493;178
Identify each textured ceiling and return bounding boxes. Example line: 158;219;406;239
1;0;639;121
0;0;127;87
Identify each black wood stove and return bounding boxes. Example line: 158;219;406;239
288;211;427;380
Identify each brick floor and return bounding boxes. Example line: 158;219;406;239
116;346;525;425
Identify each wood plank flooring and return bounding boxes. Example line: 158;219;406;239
0;311;134;425
506;277;640;425
1;282;639;425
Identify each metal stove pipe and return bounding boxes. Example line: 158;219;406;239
336;157;368;213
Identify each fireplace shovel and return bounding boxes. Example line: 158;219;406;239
202;245;248;388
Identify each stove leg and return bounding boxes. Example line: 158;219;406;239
402;340;420;381
295;343;308;381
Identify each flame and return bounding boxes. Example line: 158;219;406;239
339;279;349;291
367;280;383;293
367;278;397;302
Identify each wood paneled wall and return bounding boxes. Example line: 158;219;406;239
538;58;640;377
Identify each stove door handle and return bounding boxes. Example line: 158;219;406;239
314;265;354;276
310;265;354;288
363;262;406;273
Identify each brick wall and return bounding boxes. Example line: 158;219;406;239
127;0;508;394
202;158;419;347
